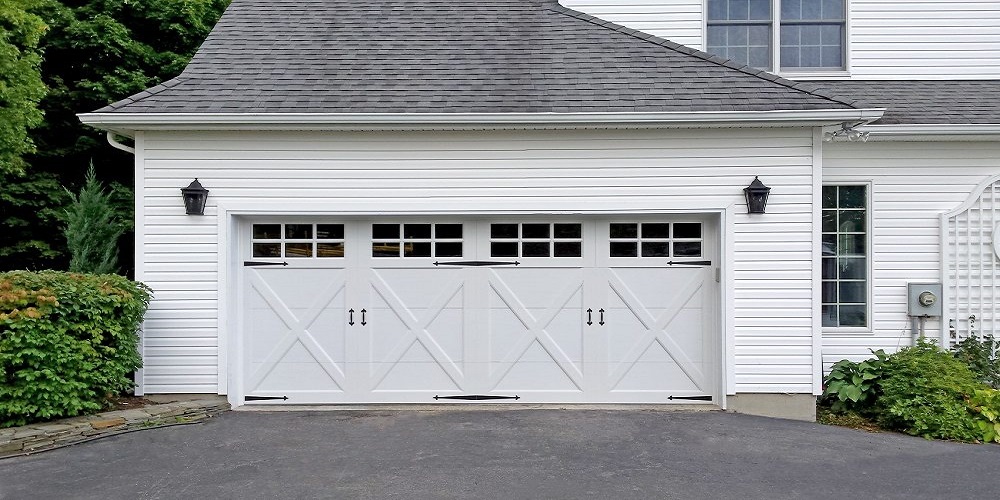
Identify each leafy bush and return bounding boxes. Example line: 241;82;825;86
821;349;888;414
967;389;1000;444
64;164;124;274
875;339;983;441
952;335;1000;389
0;271;151;427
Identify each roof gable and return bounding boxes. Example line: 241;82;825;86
97;0;859;114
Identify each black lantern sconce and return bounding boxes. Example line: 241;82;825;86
181;178;209;216
743;176;770;214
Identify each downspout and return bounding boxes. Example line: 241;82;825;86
106;132;135;154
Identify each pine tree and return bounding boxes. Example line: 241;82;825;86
64;164;123;274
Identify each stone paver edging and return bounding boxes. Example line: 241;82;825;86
0;397;230;458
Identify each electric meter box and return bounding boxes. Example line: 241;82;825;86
907;283;942;317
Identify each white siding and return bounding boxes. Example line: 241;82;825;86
138;128;819;395
850;1;1000;79
822;140;1000;368
559;0;704;47
562;1;1000;79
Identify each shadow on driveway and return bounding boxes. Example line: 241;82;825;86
0;410;996;499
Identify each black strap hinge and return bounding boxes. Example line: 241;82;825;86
244;261;289;267
433;260;521;267
667;395;713;401
434;394;521;401
245;395;289;401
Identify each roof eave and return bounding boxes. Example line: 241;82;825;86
79;109;885;136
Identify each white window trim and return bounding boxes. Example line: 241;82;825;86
821;180;873;335
702;0;852;76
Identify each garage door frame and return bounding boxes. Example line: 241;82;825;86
217;203;735;408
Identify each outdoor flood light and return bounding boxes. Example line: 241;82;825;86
181;178;209;215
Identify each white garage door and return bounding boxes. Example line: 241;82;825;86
239;218;719;404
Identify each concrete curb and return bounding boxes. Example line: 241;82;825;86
0;397;230;458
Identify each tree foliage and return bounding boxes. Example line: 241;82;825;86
0;0;229;272
0;0;47;175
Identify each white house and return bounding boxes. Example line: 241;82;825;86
79;0;1000;421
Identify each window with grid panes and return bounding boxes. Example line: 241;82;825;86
822;185;868;328
707;0;846;72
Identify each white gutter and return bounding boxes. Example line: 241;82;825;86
79;109;885;134
106;132;135;154
861;124;1000;141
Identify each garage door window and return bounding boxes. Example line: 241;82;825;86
251;223;345;258
490;223;583;257
609;222;702;258
372;223;463;258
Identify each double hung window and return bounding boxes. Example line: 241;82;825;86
707;0;846;72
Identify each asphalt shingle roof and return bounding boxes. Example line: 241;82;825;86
96;0;859;114
811;80;1000;125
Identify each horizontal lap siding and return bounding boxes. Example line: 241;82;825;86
822;141;1000;369
139;128;816;395
851;1;1000;78
562;1;1000;79
559;0;703;47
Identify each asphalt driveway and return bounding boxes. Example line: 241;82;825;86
0;409;997;499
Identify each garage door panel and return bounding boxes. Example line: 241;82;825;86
371;340;464;393
610;340;703;393
491;340;583;393
485;269;587;395
244;267;349;398
604;267;711;396
364;268;470;395
254;341;345;393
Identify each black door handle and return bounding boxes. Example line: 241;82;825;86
348;309;354;326
360;309;367;326
586;308;593;326
599;309;605;326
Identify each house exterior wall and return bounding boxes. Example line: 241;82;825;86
821;140;1000;367
136;127;820;396
561;0;1000;79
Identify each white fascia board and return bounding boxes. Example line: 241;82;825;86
78;109;885;135
862;124;1000;141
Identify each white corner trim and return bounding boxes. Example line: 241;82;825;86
77;109;886;132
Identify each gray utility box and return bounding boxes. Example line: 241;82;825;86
907;283;943;317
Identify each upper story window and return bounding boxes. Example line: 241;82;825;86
707;0;846;72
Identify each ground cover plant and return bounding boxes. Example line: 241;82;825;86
821;337;1000;444
0;270;151;427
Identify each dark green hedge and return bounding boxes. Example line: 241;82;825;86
0;271;151;427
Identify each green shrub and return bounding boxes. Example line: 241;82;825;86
952;335;1000;389
822;349;888;414
64;165;124;274
876;339;983;441
0;271;151;427
967;389;1000;444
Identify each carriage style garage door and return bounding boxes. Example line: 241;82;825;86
239;217;719;404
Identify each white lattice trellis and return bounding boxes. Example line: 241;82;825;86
942;175;1000;346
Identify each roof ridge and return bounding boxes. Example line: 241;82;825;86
544;1;863;109
96;76;191;112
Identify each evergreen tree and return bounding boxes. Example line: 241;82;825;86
64;164;123;274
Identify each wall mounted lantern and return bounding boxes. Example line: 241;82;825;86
743;176;770;214
181;178;209;215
